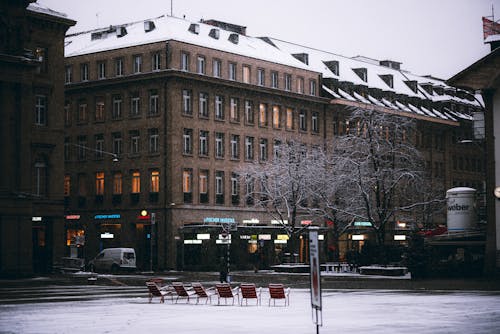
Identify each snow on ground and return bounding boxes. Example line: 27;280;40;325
1;289;499;334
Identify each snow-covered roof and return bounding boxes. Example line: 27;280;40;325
268;38;482;123
27;2;70;20
65;15;310;71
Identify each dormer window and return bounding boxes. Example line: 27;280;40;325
229;33;239;44
404;80;418;93
353;68;367;82
209;28;220;39
379;74;394;89
189;23;200;34
323;60;339;76
116;26;127;38
144;21;155;32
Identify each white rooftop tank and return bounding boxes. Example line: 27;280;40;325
446;187;477;232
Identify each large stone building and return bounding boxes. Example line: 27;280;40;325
63;15;483;271
0;0;74;276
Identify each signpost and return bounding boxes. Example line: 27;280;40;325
309;227;322;333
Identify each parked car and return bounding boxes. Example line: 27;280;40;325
88;248;136;273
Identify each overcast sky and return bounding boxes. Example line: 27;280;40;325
39;0;498;80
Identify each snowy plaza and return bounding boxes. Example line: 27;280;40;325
1;283;499;334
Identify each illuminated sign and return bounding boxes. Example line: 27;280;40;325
301;220;312;225
318;234;324;241
274;240;287;244
352;234;365;240
276;234;289;240
138;215;151;220
216;239;231;244
354;221;372;227
242;218;260;224
397;221;407;228
271;220;288;225
258;234;271;240
218;234;231;240
95;214;121;219
100;232;114;239
197;234;210;240
184;239;202;244
203;217;235;224
32;217;42;222
394;235;406;241
65;215;81;220
240;235;251;240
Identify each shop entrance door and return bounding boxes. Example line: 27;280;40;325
32;224;50;273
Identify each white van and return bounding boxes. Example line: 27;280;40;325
88;248;136;273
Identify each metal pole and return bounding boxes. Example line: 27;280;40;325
150;213;156;272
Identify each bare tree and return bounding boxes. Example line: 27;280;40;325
331;108;426;252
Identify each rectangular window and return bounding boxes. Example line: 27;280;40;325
284;74;292;91
297;77;304;94
35;47;47;74
312;112;319;133
197;56;206;74
299;110;307;131
77;136;87;160
260;138;268;161
150;170;160;193
199;130;209;156
115;58;124;76
199;169;209;203
257;68;265;86
80;63;89;81
181;52;189;71
133;55;142;73
215;132;224;158
131;171;141;193
183;128;193;155
35;95;47;126
242;65;251;84
271;71;279;88
152;52;161;71
77;173;87;197
245;100;254;125
245;176;254;205
183;169;193;203
65;65;72;84
113;172;122;194
273;105;280;128
149;128;159;153
182;89;192;115
112;132;122;155
259;103;268;127
149;90;159;115
112;95;122;119
215;95;224;120
34;162;47;197
310;79;317;96
78;102;87;123
95;99;105;122
229;62;236;80
95;134;104;159
64;102;71;126
230;97;239;122
245;136;254;161
64;175;71;196
130;130;140;154
213;59;221;77
230;135;240;159
64;138;70;161
215;171;224;204
199;92;209;117
130;94;140;116
231;172;239;204
97;61;106;79
95;172;104;195
286;107;294;130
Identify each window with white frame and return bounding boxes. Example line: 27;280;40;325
113;172;122;195
229;62;236;80
286;107;294;130
35;95;47;126
97;61;106;79
95;134;104;159
182;89;192;115
284;74;292;91
183;128;193;154
131;171;141;194
77;136;87;160
245;136;254;160
95;172;104;196
297;77;304;94
272;105;280;128
231;172;240;204
242;65;251;83
130;94;140;116
312;112;319;133
299;110;307;131
149;128;159;153
199;170;209;203
257;68;265;86
152;52;161;71
197;56;206;74
115;58;124;76
259;103;268;127
199;92;208;118
78;102;87;123
133;55;142;73
215;132;224;158
230;135;239;159
230;97;239;122
199;130;209;156
112;95;122;119
213;59;221;77
95;99;105;122
215;95;224;120
65;65;72;83
149;89;159;115
150;170;160;193
112;132;122;155
259;138;268;161
181;52;189;71
215;171;224;204
245;100;254;124
130;130;140;154
80;63;89;81
309;79;317;96
271;71;278;88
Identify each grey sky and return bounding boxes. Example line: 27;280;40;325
39;0;498;79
